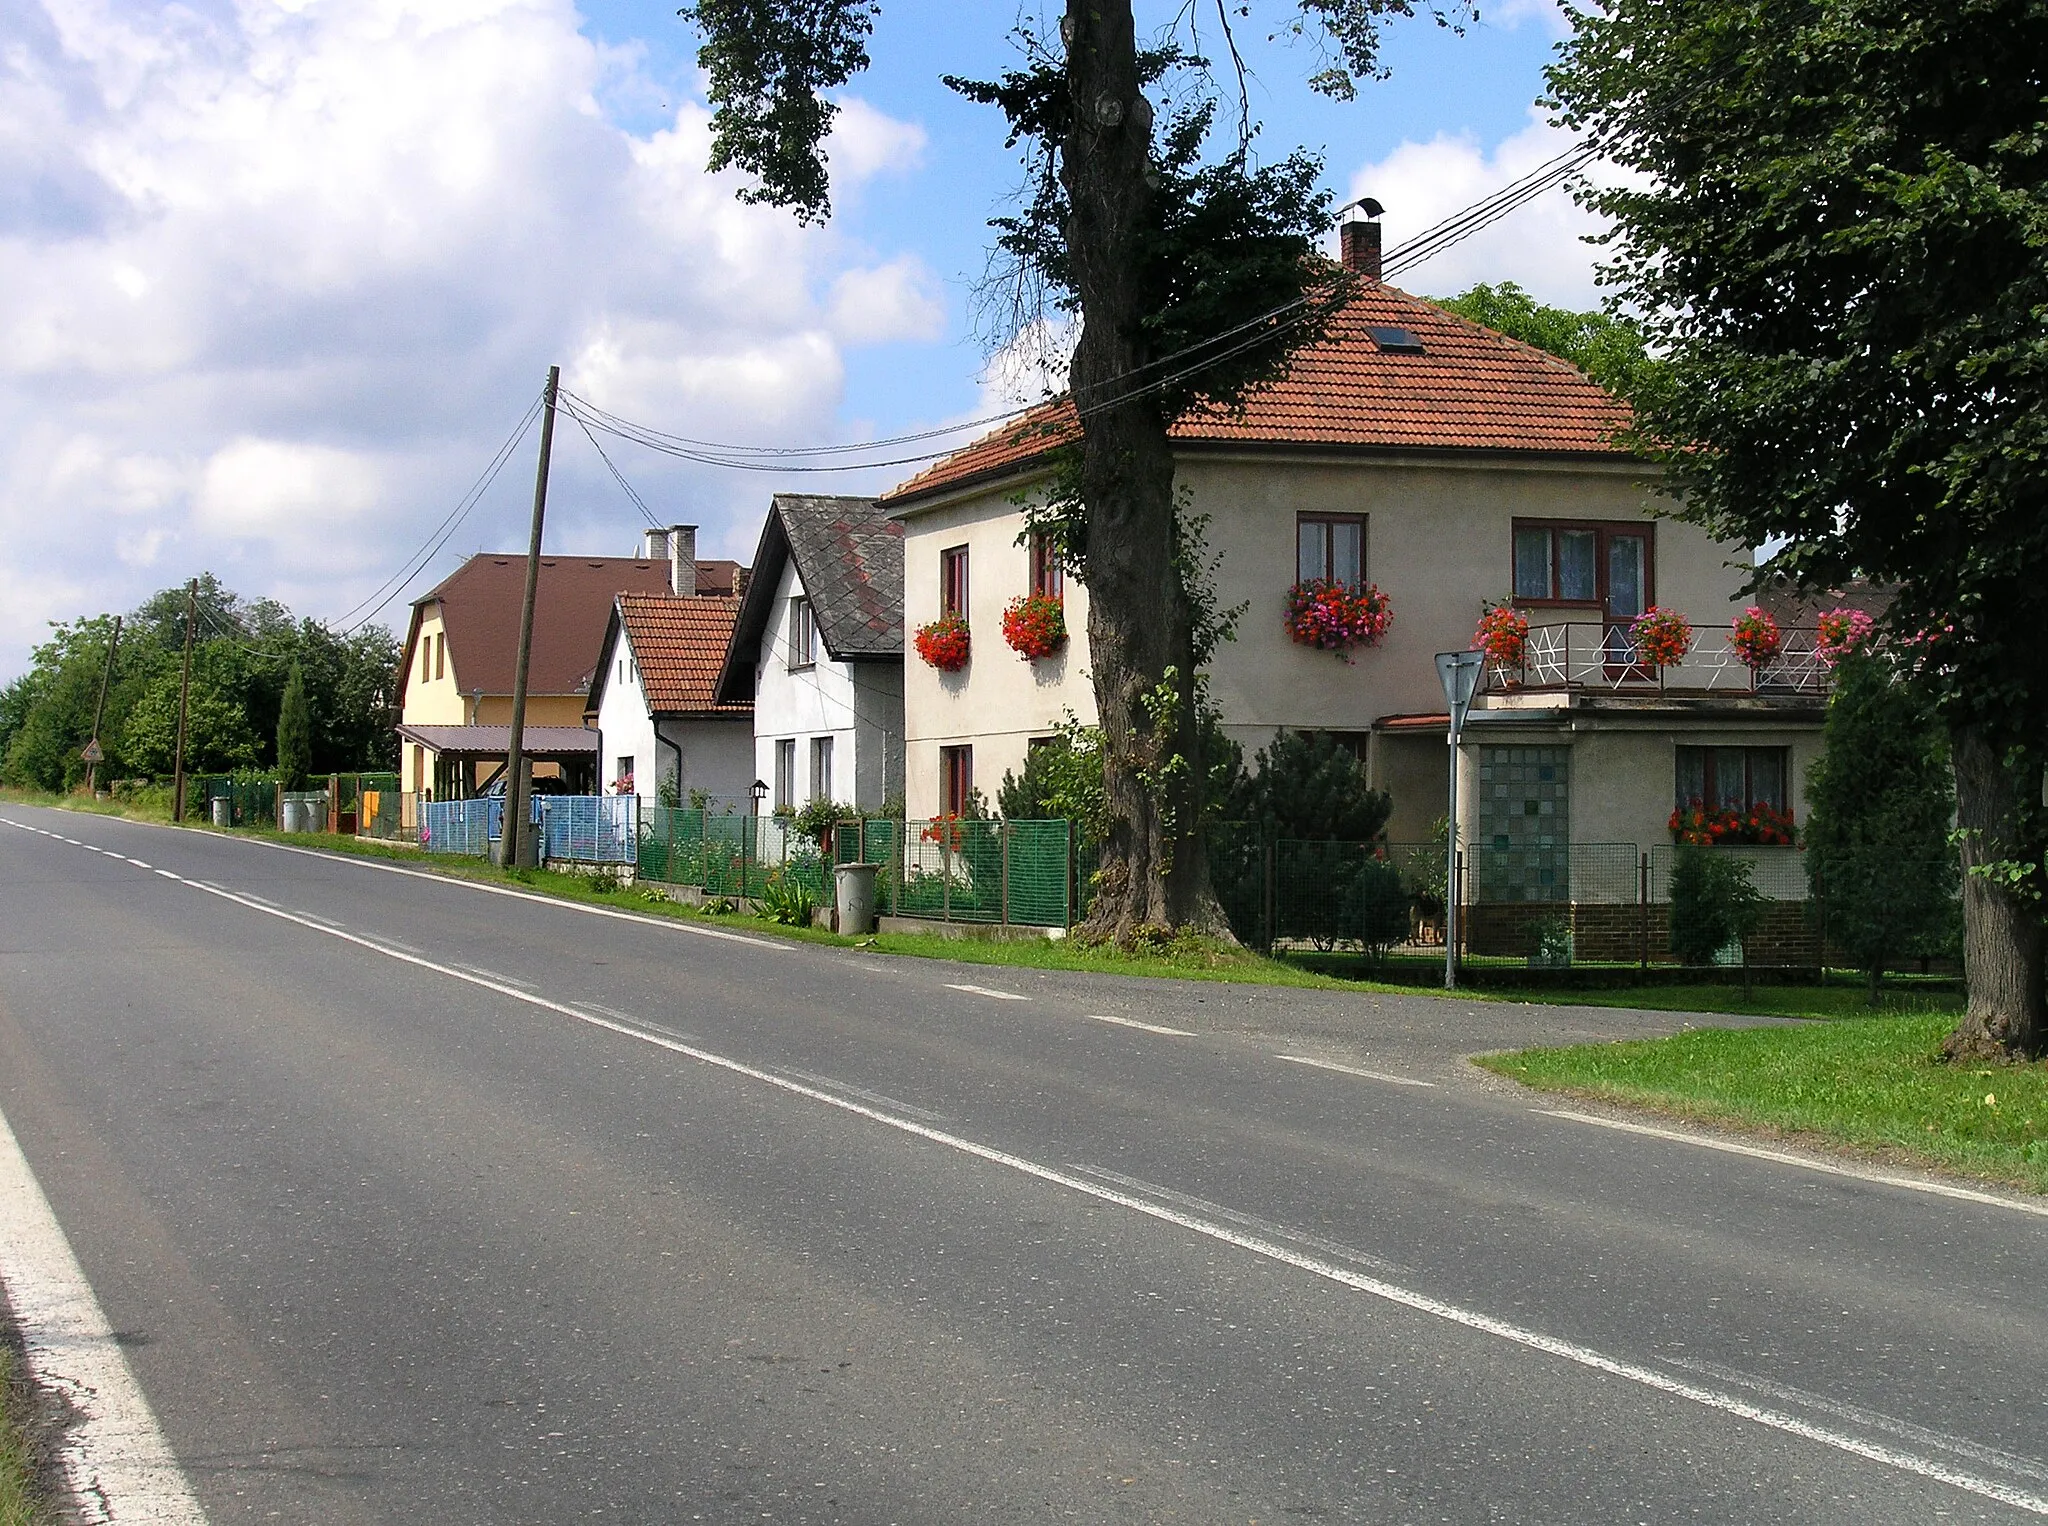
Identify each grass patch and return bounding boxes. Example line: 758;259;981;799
1477;1014;2048;1193
0;1348;54;1526
1480;979;1964;1024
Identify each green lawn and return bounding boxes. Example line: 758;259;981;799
1483;979;1964;1024
1477;1014;2048;1193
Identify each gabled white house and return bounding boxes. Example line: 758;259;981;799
715;494;904;813
584;528;755;807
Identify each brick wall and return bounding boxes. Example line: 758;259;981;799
1463;899;1826;967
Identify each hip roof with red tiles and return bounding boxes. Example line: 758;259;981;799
882;283;1636;508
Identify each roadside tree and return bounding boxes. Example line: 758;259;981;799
1551;0;2048;1058
681;0;1466;941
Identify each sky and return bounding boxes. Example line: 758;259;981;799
0;0;1613;681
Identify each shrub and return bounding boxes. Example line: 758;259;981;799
1803;654;1959;999
1668;845;1765;966
1228;729;1392;843
1353;858;1413;965
758;869;816;926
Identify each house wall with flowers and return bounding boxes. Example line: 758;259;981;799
896;449;1758;827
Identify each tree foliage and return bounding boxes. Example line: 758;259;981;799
1431;281;1654;398
277;663;314;792
1;580;399;791
1804;656;1960;999
1226;729;1391;842
1549;0;2048;1056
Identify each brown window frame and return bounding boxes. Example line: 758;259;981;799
1296;513;1368;588
1029;532;1063;601
1675;746;1789;812
940;545;970;619
434;632;445;681
940;744;974;818
788;597;817;670
1510;519;1656;611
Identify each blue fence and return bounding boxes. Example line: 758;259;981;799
420;799;491;856
539;795;638;865
418;795;635;864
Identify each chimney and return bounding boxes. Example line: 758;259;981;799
1340;211;1382;282
669;524;697;597
642;528;669;561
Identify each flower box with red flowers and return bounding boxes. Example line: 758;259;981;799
1668;799;1797;846
1729;606;1783;672
1000;594;1066;659
914;614;971;672
1474;603;1530;668
1284;579;1393;658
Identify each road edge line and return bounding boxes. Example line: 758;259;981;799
0;1106;209;1526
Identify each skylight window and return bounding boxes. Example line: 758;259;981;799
1367;326;1425;354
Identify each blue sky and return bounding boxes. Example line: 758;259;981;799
0;0;1601;680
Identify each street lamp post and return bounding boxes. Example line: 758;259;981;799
1435;650;1484;991
746;778;769;904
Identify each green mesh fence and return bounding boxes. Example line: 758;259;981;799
188;775;280;827
1648;844;1811;902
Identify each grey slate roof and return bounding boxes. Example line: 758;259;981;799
716;495;903;702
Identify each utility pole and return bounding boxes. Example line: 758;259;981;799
172;580;198;822
499;365;560;868
84;615;122;793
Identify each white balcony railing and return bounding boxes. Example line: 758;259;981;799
1483;622;1831;697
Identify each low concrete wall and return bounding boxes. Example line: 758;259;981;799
877;915;1060;942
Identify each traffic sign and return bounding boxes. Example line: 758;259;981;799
80;738;104;763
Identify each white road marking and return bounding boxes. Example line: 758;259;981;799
153;869;181;880
945;982;1030;1001
204;831;790;949
1086;1013;1194;1036
1276;1054;1437;1088
0;1106;210;1525
151;870;2048;1516
128;859;151;869
1538;1110;2048;1219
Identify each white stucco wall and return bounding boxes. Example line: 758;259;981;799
592;625;655;795
898;451;1758;821
751;558;904;812
662;716;756;807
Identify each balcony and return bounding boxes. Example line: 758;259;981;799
1481;622;1831;699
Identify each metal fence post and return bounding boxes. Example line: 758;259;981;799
1639;851;1651;972
1064;819;1075;927
1000;821;1011;926
941;821;951;923
1262;836;1276;952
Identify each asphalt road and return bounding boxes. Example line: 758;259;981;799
1;802;2043;1524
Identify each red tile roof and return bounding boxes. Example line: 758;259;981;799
883;283;1633;505
616;594;751;717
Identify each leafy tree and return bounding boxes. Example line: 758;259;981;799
1431;281;1654;397
277;663;313;791
120;663;260;778
1668;845;1765;970
1805;656;1960;1002
681;0;1466;943
997;712;1109;842
1352;857;1412;966
1550;0;2048;1058
1228;729;1392;843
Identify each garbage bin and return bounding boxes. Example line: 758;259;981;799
834;862;878;936
210;797;231;828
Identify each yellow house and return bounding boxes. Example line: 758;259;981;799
880;227;1829;894
396;527;744;800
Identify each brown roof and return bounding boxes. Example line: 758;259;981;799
408;554;743;699
882;283;1633;506
609;593;751;717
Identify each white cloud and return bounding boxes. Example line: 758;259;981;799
976;316;1073;411
0;0;940;675
1346;108;1620;310
827;257;946;344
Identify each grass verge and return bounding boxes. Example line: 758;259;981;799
1476;1014;2048;1193
1479;979;1963;1024
0;1347;54;1526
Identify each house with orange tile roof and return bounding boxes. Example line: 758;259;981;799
884;213;1830;886
583;543;757;809
395;527;745;802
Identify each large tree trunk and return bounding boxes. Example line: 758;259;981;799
1061;0;1229;941
1942;724;2045;1061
